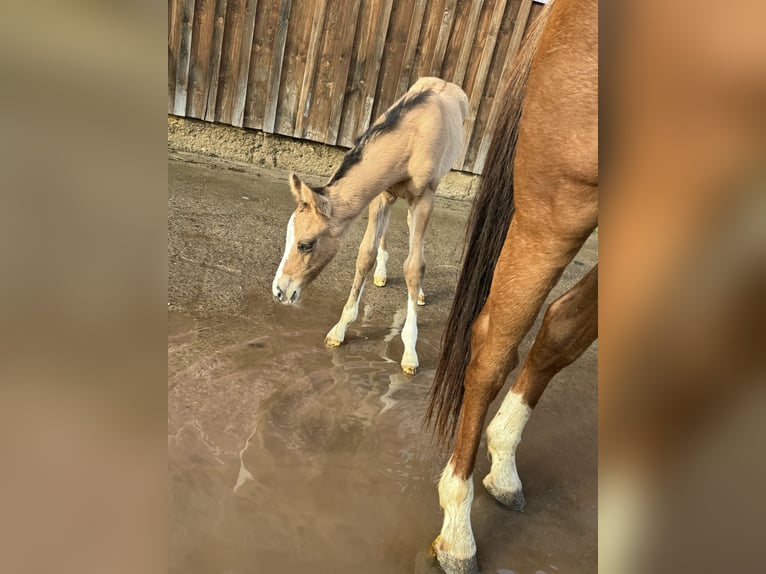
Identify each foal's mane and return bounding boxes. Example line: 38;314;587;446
327;89;434;186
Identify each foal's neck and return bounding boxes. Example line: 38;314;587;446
325;161;401;224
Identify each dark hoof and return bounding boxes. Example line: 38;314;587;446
432;536;479;574
484;480;526;512
436;553;479;574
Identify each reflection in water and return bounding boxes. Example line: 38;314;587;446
233;424;258;494
168;296;446;573
169;288;595;574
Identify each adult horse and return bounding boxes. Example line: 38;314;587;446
272;77;468;375
426;0;598;571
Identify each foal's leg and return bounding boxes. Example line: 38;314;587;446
400;192;434;374
325;193;393;347
483;264;598;510
373;234;389;287
407;210;427;306
434;215;595;573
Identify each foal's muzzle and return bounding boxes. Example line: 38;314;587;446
272;276;301;305
274;285;298;304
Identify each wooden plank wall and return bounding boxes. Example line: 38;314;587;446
168;0;543;174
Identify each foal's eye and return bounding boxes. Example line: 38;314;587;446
297;240;316;253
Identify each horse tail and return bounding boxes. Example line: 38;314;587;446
425;3;553;445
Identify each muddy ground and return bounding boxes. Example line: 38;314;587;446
168;150;597;574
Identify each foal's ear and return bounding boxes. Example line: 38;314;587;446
289;174;332;218
289;174;307;204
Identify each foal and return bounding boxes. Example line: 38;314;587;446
272;77;468;374
426;1;598;572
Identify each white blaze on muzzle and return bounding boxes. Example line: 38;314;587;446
272;213;296;302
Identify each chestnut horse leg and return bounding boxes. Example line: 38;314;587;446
325;192;394;347
435;196;596;572
400;191;434;374
483;264;598;510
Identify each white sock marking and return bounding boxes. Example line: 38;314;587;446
437;461;476;560
484;390;531;494
400;295;419;369
326;282;365;343
374;247;388;280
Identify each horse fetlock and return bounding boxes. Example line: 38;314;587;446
483;441;525;511
436;464;476;571
483;390;530;505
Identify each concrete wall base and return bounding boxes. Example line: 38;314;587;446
168;115;479;201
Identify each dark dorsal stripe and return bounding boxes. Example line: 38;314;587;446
308;183;326;196
328;89;434;186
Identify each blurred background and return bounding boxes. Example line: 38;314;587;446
601;0;766;572
0;2;167;573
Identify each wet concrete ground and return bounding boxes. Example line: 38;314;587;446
168;150;597;574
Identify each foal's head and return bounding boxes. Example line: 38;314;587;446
272;174;339;305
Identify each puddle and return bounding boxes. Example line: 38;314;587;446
168;156;597;573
